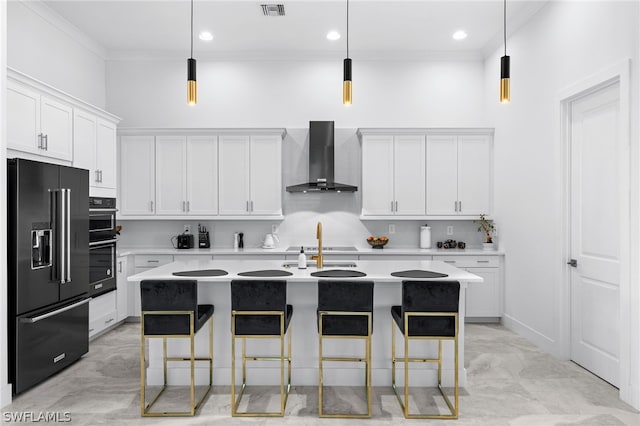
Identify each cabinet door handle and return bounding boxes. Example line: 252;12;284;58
105;318;115;325
99;170;103;183
250;201;254;212
395;201;398;212
390;201;394;213
477;260;490;264
147;260;159;263
150;201;154;212
186;201;190;212
37;133;43;149
454;201;457;212
95;170;100;183
44;134;48;150
458;201;462;212
182;201;186;212
246;201;249;212
118;261;123;273
444;260;456;264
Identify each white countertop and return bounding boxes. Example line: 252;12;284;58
127;259;484;283
118;246;504;257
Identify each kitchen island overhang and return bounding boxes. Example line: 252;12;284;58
128;259;482;388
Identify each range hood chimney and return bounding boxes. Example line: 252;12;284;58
286;121;358;193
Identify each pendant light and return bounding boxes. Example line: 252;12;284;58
342;0;352;105
499;0;510;103
187;0;197;105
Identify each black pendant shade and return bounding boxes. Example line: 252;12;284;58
187;0;197;105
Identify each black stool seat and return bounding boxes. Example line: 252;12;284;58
231;280;292;335
317;280;374;336
141;280;214;335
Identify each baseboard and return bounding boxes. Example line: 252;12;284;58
144;366;467;388
502;313;562;358
1;383;13;409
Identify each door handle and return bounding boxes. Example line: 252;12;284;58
567;259;578;267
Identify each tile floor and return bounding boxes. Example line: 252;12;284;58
3;322;639;425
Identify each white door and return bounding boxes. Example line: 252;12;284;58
361;135;395;216
426;135;457;215
186;136;218;215
7;82;39;154
394;135;425;215
120;136;156;215
458;135;492;215
219;135;251;215
40;96;73;161
249;135;282;215
155;136;186;215
570;82;620;386
73;110;97;182
96;120;117;190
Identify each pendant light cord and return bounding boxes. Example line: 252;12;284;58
190;0;194;59
346;0;350;59
503;0;507;56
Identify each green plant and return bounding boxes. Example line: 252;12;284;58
475;214;495;243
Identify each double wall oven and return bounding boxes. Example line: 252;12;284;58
89;197;117;297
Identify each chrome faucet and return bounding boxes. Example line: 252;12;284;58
310;222;323;268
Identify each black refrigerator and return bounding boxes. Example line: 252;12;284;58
7;158;90;395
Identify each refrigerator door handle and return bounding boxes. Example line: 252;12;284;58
60;189;66;283
66;189;71;283
19;298;91;324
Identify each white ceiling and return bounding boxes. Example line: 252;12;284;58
40;0;549;60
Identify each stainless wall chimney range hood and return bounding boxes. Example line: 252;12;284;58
286;121;358;193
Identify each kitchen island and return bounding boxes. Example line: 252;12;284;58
128;258;482;388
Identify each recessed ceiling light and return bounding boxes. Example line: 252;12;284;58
326;31;341;41
452;30;468;40
199;31;214;41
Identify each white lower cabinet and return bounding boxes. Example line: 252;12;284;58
116;255;133;322
89;291;117;339
432;255;501;322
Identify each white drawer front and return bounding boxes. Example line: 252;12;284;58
134;254;174;268
434;255;499;268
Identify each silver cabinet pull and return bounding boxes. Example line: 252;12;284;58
186;201;190;212
250;200;254;212
98;170;103;183
95;170;100;183
458;201;462;212
43;134;48;150
246;201;249;212
444;260;456;264
454;201;457;212
391;201;394;212
147;260;159;263
477;260;490;264
105;318;115;325
395;201;398;212
37;133;44;149
182;201;186;212
150;201;154;212
118;261;123;273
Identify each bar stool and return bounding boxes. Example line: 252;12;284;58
230;279;292;417
391;280;460;419
140;279;214;417
317;280;374;418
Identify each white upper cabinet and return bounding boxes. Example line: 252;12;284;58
119;136;156;215
119;131;279;219
219;134;282;216
361;133;426;217
73;109;117;196
186;136;218;215
155;136;187;215
426;133;492;216
154;135;218;216
8;81;73;161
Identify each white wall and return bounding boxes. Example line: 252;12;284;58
7;1;106;108
484;0;639;405
1;0;10;409
107;58;485;128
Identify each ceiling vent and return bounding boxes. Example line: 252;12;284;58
261;4;285;16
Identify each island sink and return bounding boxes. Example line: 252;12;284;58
282;261;357;268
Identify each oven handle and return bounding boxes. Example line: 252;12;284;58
20;298;91;324
89;239;118;247
89;208;119;212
